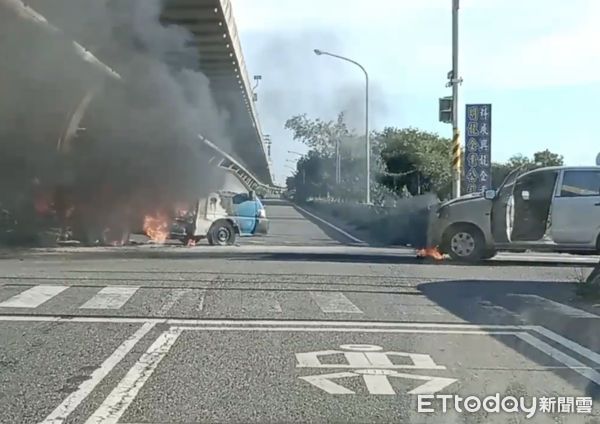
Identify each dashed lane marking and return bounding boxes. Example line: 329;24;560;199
0;285;68;308
79;287;139;310
310;292;363;314
156;288;191;316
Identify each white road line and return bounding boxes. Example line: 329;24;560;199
529;325;600;366
79;287;139;310
310;292;363;314
40;323;155;424
156;289;191;316
85;328;182;424
0;285;68;308
495;254;599;264
197;289;206;312
175;326;517;335
508;294;599;319
517;332;600;386
0;315;526;329
293;204;365;244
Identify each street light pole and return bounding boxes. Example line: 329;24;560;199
451;0;461;198
314;49;370;204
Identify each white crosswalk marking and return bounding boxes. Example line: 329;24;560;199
156;289;192;316
310;292;363;314
79;287;139;310
507;294;599;319
0;285;68;308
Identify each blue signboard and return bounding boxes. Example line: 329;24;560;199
464;104;492;193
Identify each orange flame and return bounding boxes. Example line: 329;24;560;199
416;246;444;261
143;212;170;243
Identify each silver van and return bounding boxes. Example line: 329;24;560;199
429;166;600;261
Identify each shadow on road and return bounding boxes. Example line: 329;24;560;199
1;248;598;269
419;279;600;399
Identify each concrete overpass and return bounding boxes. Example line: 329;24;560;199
2;0;275;191
161;0;274;187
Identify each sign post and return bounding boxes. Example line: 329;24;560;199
464;104;492;194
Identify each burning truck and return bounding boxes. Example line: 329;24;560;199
0;0;247;247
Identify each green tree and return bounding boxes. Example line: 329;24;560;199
533;149;564;167
284;113;387;203
507;154;533;169
491;149;564;188
284;113;351;155
376;127;452;199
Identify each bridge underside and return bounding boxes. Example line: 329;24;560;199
160;0;272;185
18;0;273;187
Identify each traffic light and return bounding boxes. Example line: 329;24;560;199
439;96;453;124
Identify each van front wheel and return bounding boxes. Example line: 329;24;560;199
208;220;236;246
444;225;485;262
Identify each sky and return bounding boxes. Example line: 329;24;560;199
230;0;600;185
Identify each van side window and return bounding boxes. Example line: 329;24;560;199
232;193;249;204
560;171;600;197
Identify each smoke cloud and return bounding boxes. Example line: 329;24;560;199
239;30;389;184
0;0;236;243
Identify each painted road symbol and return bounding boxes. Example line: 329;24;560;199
296;344;457;395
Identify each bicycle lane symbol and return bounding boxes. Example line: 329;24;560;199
296;344;458;395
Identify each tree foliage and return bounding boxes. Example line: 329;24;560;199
376;127;452;199
284;111;566;203
284;113;351;156
491;149;564;188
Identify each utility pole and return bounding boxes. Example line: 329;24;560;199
335;138;341;184
451;0;462;198
314;49;370;204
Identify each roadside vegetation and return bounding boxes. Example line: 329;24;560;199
284;112;564;204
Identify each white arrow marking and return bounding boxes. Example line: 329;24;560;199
299;372;357;394
301;369;458;395
360;371;395;395
354;369;457;395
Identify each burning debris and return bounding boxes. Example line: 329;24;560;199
143;212;170;244
416;246;445;261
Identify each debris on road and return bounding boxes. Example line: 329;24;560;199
416;246;444;261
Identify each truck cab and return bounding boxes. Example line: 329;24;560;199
171;190;269;245
229;190;269;236
171;192;239;246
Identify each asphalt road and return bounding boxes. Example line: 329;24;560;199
1;200;599;423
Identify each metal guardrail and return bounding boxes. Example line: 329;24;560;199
199;135;283;194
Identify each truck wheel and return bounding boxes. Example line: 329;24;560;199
444;224;485;262
208;220;236;246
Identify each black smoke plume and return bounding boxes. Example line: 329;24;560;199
0;0;233;244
